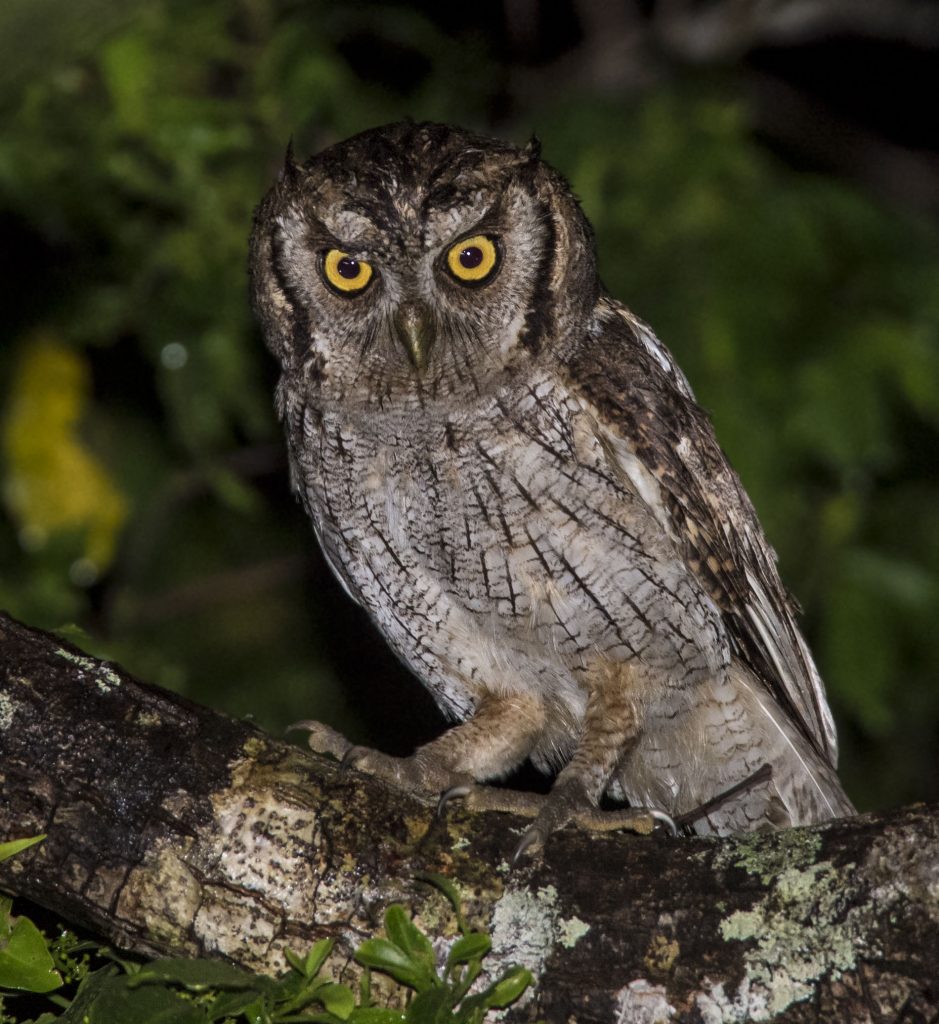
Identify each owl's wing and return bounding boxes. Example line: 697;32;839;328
569;297;838;766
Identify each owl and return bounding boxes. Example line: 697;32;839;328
249;121;854;855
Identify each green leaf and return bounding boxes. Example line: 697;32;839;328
347;1008;407;1023
53;968;209;1023
303;938;335;979
131;957;261;991
415;875;466;934
358;966;372;1007
404;986;455;1024
383;907;435;970
318;981;355;1020
354;939;434;992
265;960;309;1002
0;835;45;863
449;959;482;1003
55;965;120;1022
206;987;264;1020
83;976;209;1024
445;934;489;968
0;916;62;993
480;967;532;1008
284;948;306;974
223;995;266;1023
0;897;11;941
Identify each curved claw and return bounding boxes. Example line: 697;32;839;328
650;809;678;837
286;719;318;735
340;744;368;771
511;826;545;868
437;784;474;819
286;721;353;762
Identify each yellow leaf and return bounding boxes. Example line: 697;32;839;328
3;336;128;577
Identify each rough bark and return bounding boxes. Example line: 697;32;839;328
0;611;936;1023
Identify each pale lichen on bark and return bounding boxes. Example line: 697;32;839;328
697;829;857;1018
486;882;590;1006
0;613;937;1023
714;861;858;1018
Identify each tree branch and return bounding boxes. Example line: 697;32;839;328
0;611;936;1022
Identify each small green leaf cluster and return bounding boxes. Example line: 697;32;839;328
0;843;531;1024
0;838;63;1015
351;874;532;1023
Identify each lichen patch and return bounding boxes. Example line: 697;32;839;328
211;786;320;919
713;858;858;1019
118;845;202;950
55;647;122;693
716;827;822;884
559;914;590;949
487;883;591;1004
195;884;280;967
643;932;679;975
489;884;559;984
694;978;763;1023
614;978;676;1023
0;692;18;730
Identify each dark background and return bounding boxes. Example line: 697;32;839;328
2;0;938;812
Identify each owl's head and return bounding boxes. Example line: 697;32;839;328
250;122;597;408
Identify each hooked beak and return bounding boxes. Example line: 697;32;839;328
392;300;435;375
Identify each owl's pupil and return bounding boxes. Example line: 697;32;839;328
459;247;484;269
337;257;360;279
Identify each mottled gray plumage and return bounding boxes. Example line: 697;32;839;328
250;121;853;845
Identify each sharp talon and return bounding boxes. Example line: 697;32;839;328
340;745;364;771
286;719;318;734
651;809;678;837
511;828;543;868
438;785;473;819
286;721;353;762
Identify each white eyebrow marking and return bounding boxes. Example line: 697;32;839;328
423;190;493;249
321;209;378;243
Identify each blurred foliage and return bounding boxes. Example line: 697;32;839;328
0;846;531;1024
0;0;937;812
4;337;127;576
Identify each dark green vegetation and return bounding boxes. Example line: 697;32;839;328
0;839;529;1024
1;0;937;817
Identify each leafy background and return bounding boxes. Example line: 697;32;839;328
1;0;938;812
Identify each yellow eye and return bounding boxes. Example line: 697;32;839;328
446;234;499;285
323;249;374;294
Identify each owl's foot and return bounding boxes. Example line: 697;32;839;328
290;720;355;761
341;744;475;795
291;719;475;797
439;780;675;864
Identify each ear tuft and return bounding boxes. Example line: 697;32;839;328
279;137;301;185
523;134;542;161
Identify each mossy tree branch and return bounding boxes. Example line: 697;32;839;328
0;612;936;1022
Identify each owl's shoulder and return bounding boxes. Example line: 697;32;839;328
566;296;838;765
565;296;710;465
580;297;697;402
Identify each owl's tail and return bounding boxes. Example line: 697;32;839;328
688;661;855;835
611;658;855;836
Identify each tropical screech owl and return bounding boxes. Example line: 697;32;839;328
249;121;854;855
